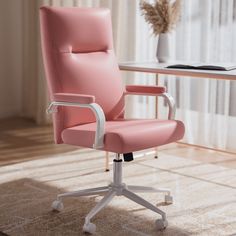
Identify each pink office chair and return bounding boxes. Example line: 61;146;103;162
40;6;185;234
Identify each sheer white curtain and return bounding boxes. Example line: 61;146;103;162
23;0;236;151
172;0;236;151
129;0;236;152
172;0;236;152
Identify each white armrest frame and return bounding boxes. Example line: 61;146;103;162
124;92;176;120
47;101;106;149
47;92;175;148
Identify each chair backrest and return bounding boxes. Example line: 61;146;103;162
40;6;124;143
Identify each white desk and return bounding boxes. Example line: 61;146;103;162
119;61;236;154
119;61;236;81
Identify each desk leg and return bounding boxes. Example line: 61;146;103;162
155;73;159;159
105;151;110;171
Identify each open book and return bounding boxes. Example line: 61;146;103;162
166;62;236;71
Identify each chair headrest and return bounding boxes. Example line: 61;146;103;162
40;6;113;53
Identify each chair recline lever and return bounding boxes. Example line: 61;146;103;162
123;153;134;162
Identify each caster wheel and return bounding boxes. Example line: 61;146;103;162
51;200;64;212
83;222;96;234
165;195;173;204
155;219;168;230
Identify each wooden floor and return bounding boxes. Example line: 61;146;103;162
0;118;78;166
0;118;236;236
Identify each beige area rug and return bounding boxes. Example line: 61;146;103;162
0;145;236;236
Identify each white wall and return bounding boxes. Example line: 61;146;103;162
0;0;23;118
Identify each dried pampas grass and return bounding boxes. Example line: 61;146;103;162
140;0;181;35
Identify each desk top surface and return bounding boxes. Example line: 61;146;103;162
119;61;236;81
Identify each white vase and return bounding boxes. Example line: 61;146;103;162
156;33;170;63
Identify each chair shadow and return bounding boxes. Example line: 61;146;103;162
0;178;192;236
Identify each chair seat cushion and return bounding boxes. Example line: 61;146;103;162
62;119;185;153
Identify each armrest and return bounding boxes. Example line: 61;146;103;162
53;93;95;104
125;85;166;95
124;85;176;120
47;95;105;149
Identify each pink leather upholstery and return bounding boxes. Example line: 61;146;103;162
40;6;185;154
126;85;166;94
62;119;185;153
53;93;95;104
40;7;124;143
